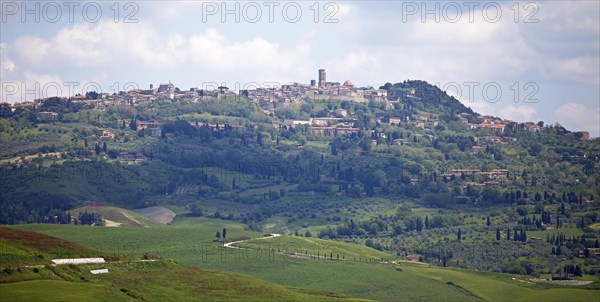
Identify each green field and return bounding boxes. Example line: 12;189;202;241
0;226;105;267
95;262;371;302
235;235;394;261
0;262;370;302
589;223;600;231
0;280;125;302
72;203;164;227
7;220;479;301
0;226;370;302
10;217;259;265
528;227;585;240
402;265;599;302
7;217;598;302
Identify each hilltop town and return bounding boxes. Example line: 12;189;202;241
5;69;590;142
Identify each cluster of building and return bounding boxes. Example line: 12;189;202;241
462;181;501;188
455;113;545;134
2;69;591;142
117;120;163;137
8;70;390;113
387;111;434;129
118;152;146;165
37;111;59;121
280;116;359;136
246;69;388;112
442;168;510;188
478;136;517;144
442;169;511;179
93;82;204;109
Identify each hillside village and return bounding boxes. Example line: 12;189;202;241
5;69;587;141
2;70;593;190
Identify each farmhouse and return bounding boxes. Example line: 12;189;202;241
585;248;600;256
311;117;342;126
95;129;115;139
37;111;59;121
283;119;311;128
335;108;348;117
389;117;402;125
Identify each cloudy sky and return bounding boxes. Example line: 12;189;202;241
1;1;599;136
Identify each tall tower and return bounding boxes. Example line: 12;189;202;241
318;69;326;87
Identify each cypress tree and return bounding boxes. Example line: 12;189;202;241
130;117;137;131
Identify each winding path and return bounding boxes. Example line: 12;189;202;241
223;233;281;249
223;234;405;263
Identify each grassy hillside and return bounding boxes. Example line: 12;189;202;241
72;203;163;227
17;219;598;302
11;218;260;265
236;235;394;261
0;280;128;302
1;263;371;302
0;226;103;268
0;227;372;301
402;265;599;302
9;221;482;301
587;222;600;231
132;206;176;224
96;262;371;302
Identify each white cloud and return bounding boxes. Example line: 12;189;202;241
538;2;600;35
401;17;536;80
553;103;600;137
145;1;209;20
457;99;494;117
12;36;50;65
336;3;354;17
176;28;313;82
323;12;540;88
0;72;65;102
163;6;184;19
332;3;363;36
11;22;163;68
0;43;16;73
551;56;600;85
4;22;315;95
499;105;539;122
328;49;382;85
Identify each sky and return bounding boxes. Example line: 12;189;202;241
1;1;599;136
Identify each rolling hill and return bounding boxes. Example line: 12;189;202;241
0;227;371;301
72;203;163;227
0;226;102;268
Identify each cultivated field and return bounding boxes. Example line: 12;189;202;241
72;203;162;227
8;215;598;302
133;206;177;224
